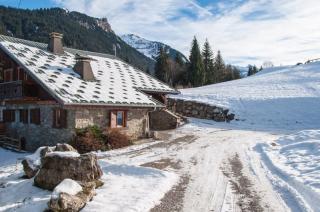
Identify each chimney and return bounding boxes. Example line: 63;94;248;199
48;32;64;54
73;55;95;81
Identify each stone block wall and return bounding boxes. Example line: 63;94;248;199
5;104;74;151
167;98;235;122
4;104;150;151
121;109;149;140
149;110;178;131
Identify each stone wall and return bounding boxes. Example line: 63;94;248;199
5;104;74;151
120;109;150;140
167;98;235;122
4;104;150;151
149;110;178;131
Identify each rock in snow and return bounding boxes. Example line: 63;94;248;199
21;144;77;178
49;179;99;211
34;153;102;190
51;179;83;200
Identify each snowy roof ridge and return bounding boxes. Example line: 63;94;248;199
0;34;179;107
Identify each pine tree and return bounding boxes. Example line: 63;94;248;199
214;50;225;82
259;66;263;72
247;65;253;76
188;36;205;86
155;46;169;82
202;39;214;84
247;65;259;76
253;65;258;75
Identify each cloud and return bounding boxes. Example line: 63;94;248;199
53;0;320;66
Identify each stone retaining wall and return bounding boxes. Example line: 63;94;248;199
149;110;179;131
167;98;235;122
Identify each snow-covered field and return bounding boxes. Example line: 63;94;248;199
1;62;320;211
173;62;320;129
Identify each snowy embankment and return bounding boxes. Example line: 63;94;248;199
257;130;320;211
171;62;320;129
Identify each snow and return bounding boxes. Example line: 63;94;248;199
23;146;50;170
256;130;320;211
46;151;80;158
51;179;82;199
121;34;188;62
171;61;320;129
0;35;177;108
84;161;178;212
0;146;177;212
121;34;159;60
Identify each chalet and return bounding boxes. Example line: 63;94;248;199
0;33;180;151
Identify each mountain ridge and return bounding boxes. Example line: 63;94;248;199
0;6;155;72
121;34;188;62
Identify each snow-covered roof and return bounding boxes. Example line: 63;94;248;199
0;35;179;107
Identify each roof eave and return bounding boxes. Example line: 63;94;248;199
136;88;180;95
63;102;165;108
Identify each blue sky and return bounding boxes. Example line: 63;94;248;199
0;0;320;66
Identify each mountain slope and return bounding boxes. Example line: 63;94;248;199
121;34;188;62
0;6;155;72
172;62;320;129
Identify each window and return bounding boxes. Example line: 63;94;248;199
53;108;67;128
30;109;40;125
117;111;124;127
19;109;28;124
3;109;15;122
110;111;127;128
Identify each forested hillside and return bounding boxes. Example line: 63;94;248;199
0;6;155;72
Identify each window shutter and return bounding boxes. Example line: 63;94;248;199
35;109;40;125
31;109;40;125
52;108;57;128
10;110;15;122
124;111;128;127
3;110;8;122
110;111;117;128
60;109;67;128
19;109;28;124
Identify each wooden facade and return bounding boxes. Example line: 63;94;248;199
0;49;55;102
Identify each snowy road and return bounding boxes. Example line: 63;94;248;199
93;119;294;212
1;119;318;211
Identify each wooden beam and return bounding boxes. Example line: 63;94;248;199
4;98;58;105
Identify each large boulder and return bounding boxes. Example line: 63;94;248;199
22;145;76;179
48;179;97;212
34;152;102;190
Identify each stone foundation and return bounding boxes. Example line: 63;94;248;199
167;98;235;122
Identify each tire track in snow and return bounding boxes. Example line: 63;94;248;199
255;144;320;212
